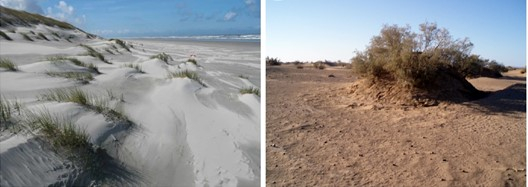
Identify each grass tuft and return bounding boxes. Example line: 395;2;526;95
80;44;111;64
110;39;131;52
123;63;144;73
20;32;33;41
0;58;18;71
0;30;12;40
37;32;49;41
167;70;206;87
0;96;22;127
239;87;260;97
46;72;94;84
238;75;249;79
40;88;90;105
187;58;197;65
150;52;173;63
105;48;115;55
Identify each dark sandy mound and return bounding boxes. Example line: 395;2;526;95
348;68;487;106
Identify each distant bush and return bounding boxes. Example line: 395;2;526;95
239;87;260;97
266;57;281;66
521;68;526;74
20;33;33;41
167;70;206;87
0;58;18;71
150;52;174;63
313;61;325;70
0;30;12;40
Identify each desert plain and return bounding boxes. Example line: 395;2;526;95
266;64;525;186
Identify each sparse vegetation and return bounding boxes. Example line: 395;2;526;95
239;87;260;97
110;39;131;52
266;57;281;66
67;58;100;74
40;88;90;105
521;68;526;74
167;70;206;87
150;52;174;63
0;6;76;29
37;32;49;41
46;72;94;84
0;30;12;40
20;33;33;41
0;58;18;71
80;44;111;64
52;32;60;38
123;64;144;73
39;88;130;122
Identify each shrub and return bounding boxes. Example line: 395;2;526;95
351;22;475;88
0;30;12;40
0;58;18;71
167;70;206;87
37;32;49;41
266;57;281;66
521;68;526;74
150;53;173;63
239;87;260;97
20;33;33;41
80;44;111;64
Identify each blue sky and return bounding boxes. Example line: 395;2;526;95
0;0;260;37
267;0;526;67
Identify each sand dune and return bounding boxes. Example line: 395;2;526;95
266;65;525;186
0;22;260;186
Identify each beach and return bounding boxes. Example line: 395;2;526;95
0;28;260;186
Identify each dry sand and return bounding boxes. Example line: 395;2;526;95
266;64;525;186
0;24;260;186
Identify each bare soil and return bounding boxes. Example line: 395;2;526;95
266;65;526;186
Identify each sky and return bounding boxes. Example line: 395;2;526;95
267;0;526;67
0;0;261;37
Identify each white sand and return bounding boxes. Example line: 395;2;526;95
0;24;260;186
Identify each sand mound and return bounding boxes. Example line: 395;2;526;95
348;68;486;106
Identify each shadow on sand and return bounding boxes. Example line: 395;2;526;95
466;83;526;115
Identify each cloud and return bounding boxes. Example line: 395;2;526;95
46;1;85;25
0;0;44;14
223;11;237;21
